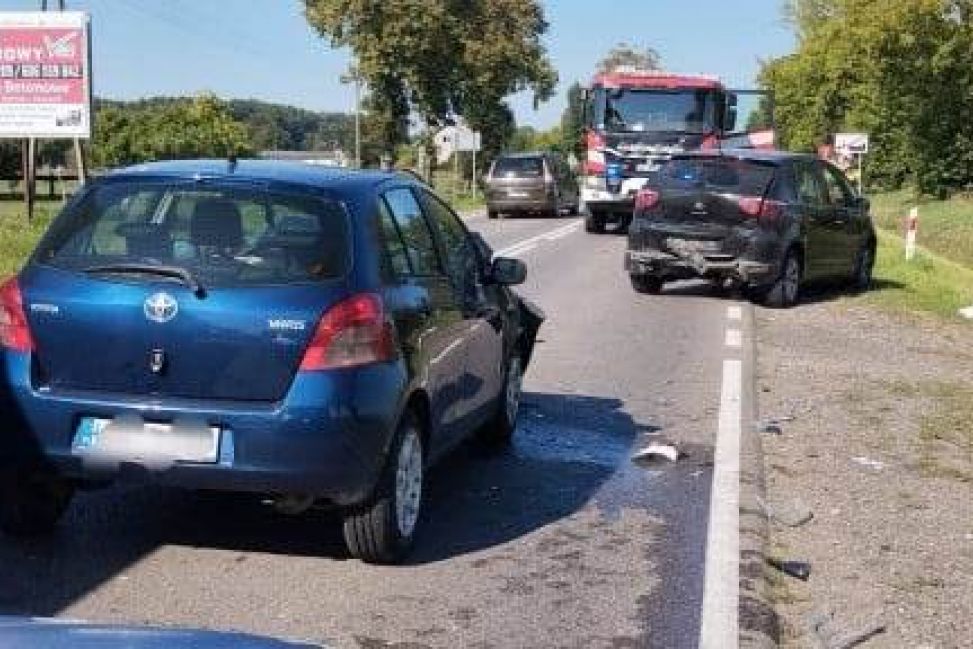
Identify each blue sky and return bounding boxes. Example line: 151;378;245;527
5;0;795;129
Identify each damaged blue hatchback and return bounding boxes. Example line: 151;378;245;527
0;160;542;563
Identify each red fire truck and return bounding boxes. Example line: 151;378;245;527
580;68;774;233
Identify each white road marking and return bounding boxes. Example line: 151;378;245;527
726;305;743;321
699;359;743;649
492;222;581;258
725;328;742;348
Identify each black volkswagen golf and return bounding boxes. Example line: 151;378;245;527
625;150;876;306
0;160;542;564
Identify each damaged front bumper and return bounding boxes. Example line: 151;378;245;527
625;248;775;285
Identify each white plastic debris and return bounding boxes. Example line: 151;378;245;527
959;305;973;319
850;456;885;471
631;443;682;464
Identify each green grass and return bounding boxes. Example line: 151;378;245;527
0;199;61;276
870;189;973;269
861;231;973;317
861;230;973;318
918;381;973;482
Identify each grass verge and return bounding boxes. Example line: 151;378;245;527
0;199;61;277
870;189;973;269
860;231;973;318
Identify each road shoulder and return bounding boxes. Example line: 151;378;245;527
756;300;973;648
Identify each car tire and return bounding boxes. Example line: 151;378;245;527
585;212;606;234
342;413;424;564
630;274;663;295
852;243;875;292
0;470;74;537
478;351;523;447
487;210;499;220
760;249;802;308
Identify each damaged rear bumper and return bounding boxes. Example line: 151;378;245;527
625;249;776;285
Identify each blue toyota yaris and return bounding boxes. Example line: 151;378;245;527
0;160;542;563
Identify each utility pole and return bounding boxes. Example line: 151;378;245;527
340;66;362;168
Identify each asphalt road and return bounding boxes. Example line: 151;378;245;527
0;211;752;649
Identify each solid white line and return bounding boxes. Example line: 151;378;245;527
726;305;743;321
725;328;742;348
502;242;537;257
492;222;580;258
699;359;742;649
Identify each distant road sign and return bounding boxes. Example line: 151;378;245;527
454;129;481;153
835;132;869;154
0;11;92;139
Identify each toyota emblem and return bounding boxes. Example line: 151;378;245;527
144;292;178;323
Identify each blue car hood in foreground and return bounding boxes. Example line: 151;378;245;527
0;616;321;648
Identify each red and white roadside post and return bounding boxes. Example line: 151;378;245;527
905;207;919;261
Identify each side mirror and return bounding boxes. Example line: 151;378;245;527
490;257;527;286
724;94;739;133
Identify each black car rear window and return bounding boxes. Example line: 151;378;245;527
493;157;544;178
35;180;350;287
659;158;776;196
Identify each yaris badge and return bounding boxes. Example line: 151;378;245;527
144;292;178;323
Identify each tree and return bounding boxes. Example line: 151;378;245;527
596;42;661;74
91;94;254;168
560;82;585;159
760;0;973;194
303;0;557;158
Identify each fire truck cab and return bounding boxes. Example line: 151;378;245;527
579;68;773;233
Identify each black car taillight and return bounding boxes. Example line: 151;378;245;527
739;197;785;225
0;277;34;353
299;293;396;371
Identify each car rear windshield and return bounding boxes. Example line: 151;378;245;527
659;157;776;196
492;157;544;178
34;180;350;287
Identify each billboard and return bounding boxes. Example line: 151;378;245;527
0;11;91;139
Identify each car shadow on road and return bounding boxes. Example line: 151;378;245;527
655;277;906;306
0;391;657;616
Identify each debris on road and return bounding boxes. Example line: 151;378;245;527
761;496;814;528
767;557;811;581
959;305;973;319
850;456;885;471
756;420;783;435
631;443;683;465
808;608;886;649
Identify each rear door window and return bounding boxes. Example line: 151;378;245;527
35;180;350;286
381;188;441;276
793;162;829;207
660;158;776;197
377;200;413;277
822;163;856;207
492;156;544;178
418;189;477;292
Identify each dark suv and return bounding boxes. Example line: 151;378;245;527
485;152;578;219
625;151;876;307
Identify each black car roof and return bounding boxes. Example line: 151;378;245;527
671;149;819;164
101;159;404;191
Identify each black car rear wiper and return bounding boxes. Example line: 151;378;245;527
82;263;206;298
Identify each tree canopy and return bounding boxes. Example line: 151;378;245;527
762;0;973;194
595;43;661;74
303;0;558;157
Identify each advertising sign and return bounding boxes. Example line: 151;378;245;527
0;11;91;139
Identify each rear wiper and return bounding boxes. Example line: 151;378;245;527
82;263;206;298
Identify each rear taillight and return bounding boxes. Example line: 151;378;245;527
299;293;396;371
739;197;784;224
634;188;660;212
0;278;34;352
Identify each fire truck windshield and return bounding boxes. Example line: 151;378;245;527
594;88;719;135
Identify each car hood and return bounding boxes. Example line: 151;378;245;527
0;617;321;649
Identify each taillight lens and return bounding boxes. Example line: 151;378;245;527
0;277;34;352
583;130;607;176
635;188;660;212
739;197;784;224
299;293;396;371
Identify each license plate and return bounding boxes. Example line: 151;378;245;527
507;190;529;198
73;416;220;464
667;238;721;254
636;162;659;173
